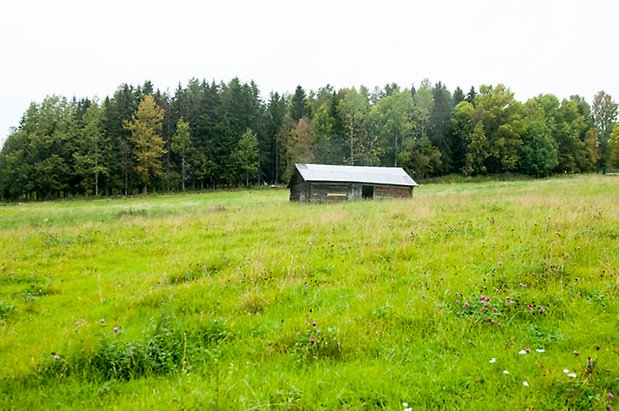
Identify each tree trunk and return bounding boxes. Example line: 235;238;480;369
181;158;186;191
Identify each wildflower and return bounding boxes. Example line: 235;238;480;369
296;332;301;337
519;350;527;355
608;393;614;399
422;294;426;299
489;318;495;325
535;349;545;353
455;300;460;304
523;381;530;387
402;403;408;407
498;261;503;266
74;321;80;326
464;302;470;308
316;329;321;333
539;306;546;314
563;369;570;374
113;326;119;334
489;358;496;364
573;351;579;356
503;370;509;375
99;319;105;324
492;307;497;312
526;348;531;353
309;338;315;344
497;322;503;328
312;321;317;327
53;355;60;360
567;373;577;378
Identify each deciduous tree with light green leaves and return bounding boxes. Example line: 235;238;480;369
338;87;370;165
609;124;619;169
412;79;435;142
124;95;166;194
456;84;524;175
592;90;618;172
232;128;260;186
368;88;413;167
171;117;192;191
519;103;558;176
73;102;107;196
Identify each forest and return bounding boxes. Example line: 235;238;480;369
0;78;618;200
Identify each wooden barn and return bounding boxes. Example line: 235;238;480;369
288;163;418;202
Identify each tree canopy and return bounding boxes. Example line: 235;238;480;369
0;78;616;200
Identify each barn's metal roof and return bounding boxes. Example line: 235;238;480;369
294;163;418;187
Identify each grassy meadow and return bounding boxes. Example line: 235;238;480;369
0;175;618;409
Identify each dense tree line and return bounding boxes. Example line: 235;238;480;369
1;78;618;200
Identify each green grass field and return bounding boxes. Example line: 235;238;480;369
1;175;617;410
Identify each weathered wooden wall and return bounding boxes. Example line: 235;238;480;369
308;182;350;202
373;185;412;199
289;179;413;202
289;181;309;202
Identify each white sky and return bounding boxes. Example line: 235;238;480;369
1;0;618;145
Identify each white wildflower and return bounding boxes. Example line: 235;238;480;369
523;381;530;387
503;370;509;375
567;373;577;378
489;358;496;364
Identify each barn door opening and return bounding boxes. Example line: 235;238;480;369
362;185;374;199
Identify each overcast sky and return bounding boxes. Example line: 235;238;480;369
1;0;618;145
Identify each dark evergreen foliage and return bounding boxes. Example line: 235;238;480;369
0;78;616;200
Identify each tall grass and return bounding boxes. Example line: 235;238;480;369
0;175;617;409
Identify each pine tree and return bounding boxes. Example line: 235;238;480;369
290;86;309;122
